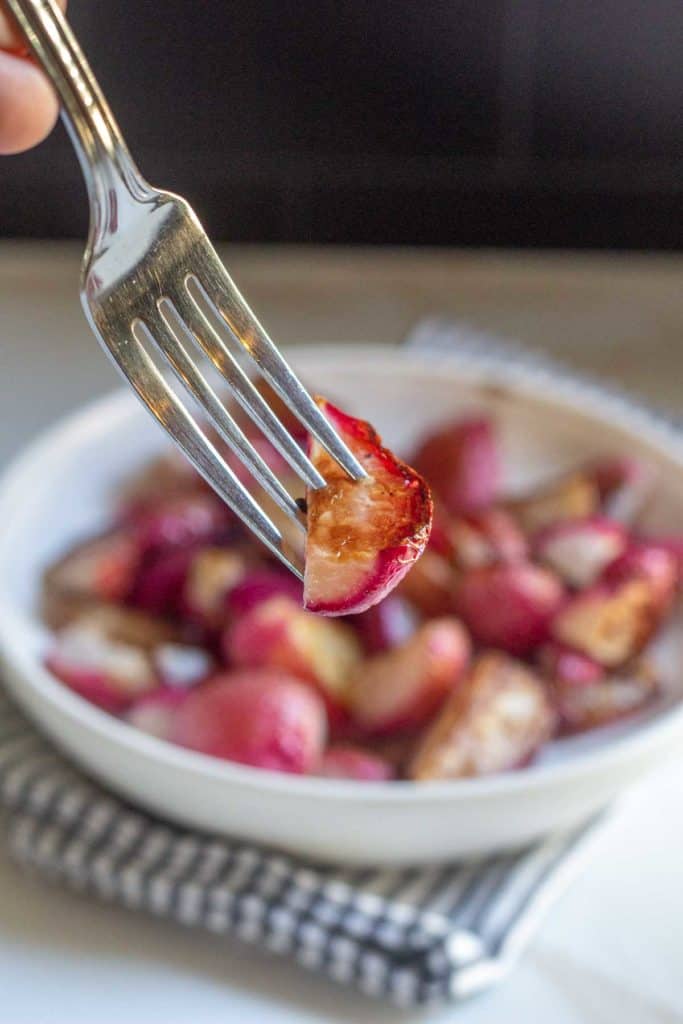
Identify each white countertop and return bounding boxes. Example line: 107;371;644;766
1;243;683;1023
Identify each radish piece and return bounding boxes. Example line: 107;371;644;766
65;605;177;649
318;746;394;781
43;530;140;627
303;399;432;616
551;580;659;668
127;493;234;555
172;669;326;773
348;619;470;735
153;643;213;689
224;596;362;721
412;416;499;516
642;534;683;579
409;653;556;780
449;507;528;570
397;548;456;617
533;517;627;588
602;542;678;613
537;642;606;686
454;563;564;656
46;619;157;712
181;547;248;627
508;471;599;534
125;688;189;739
353;594;418;654
549;660;658;733
129;547;195;615
226;569;304;617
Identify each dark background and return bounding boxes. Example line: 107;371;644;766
2;0;682;247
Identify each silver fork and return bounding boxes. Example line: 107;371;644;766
8;0;366;579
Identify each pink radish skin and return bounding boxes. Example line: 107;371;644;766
172;670;327;773
126;494;233;555
413;416;499;516
449;507;528;570
602;543;678;613
455;563;565;656
224;596;362;724
537;642;606;687
46;622;157;712
226;569;304;617
353;595;418;655
348;619;470;736
533;517;627;588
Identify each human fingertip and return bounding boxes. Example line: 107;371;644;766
0;52;59;155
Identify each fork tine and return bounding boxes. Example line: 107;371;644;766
101;318;304;578
171;281;328;491
142;300;305;530
187;274;367;482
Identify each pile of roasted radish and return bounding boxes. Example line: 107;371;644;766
42;394;682;782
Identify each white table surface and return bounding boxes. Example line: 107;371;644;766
1;243;683;1023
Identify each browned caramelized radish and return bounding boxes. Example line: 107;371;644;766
551;580;660;668
409;653;556;780
304;399;432;615
548;659;658;733
508;470;600;534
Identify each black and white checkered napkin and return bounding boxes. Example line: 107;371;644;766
0;688;602;1007
0;322;613;1007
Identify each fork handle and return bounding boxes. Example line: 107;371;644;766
6;0;147;211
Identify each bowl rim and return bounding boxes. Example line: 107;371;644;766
1;341;683;804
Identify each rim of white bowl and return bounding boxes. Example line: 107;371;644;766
1;342;683;803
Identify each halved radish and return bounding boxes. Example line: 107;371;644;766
64;605;177;649
172;669;326;773
548;660;657;733
601;542;678;613
454;563;564;656
46;618;158;712
551;580;659;668
180;547;249;628
224;595;362;722
126;493;234;555
508;470;600;534
449;507;527;570
533;517;627;588
43;529;141;628
303;399;432;616
412;416;499;516
409;653;556;780
129;546;195;616
348;618;470;735
537;641;606;687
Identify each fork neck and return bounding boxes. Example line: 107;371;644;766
6;0;151;233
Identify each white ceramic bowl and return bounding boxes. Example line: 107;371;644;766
1;345;683;865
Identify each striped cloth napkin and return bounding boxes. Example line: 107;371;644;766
0;322;608;1007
